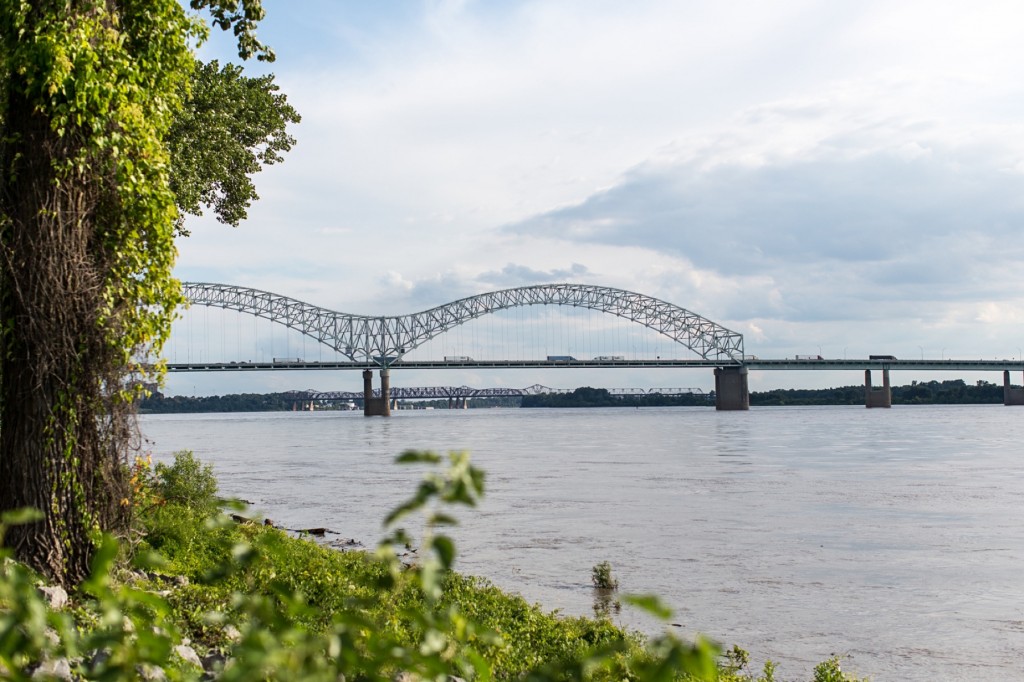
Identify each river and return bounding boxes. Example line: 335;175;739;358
139;405;1024;681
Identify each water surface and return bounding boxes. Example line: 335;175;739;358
140;405;1024;681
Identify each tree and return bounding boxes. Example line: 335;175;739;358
0;0;285;587
169;59;300;233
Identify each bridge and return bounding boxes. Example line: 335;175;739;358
281;385;708;410
173;282;1024;413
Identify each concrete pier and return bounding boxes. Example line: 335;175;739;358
363;368;392;416
1003;370;1024;406
865;369;891;408
714;366;749;411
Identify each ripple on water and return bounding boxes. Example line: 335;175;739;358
141;405;1024;682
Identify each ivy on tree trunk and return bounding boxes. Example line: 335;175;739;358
0;0;274;587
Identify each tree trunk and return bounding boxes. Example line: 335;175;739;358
0;66;127;587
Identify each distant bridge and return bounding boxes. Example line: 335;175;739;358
285;384;707;401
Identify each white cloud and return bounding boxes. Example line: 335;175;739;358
172;0;1024;391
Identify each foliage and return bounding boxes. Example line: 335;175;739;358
153;450;219;515
812;656;870;682
168;59;300;234
592;561;619;590
523;387;712;408
139;391;312;413
1;509;190;681
751;379;1006;406
189;0;274;62
0;0;297;588
0;0;201;586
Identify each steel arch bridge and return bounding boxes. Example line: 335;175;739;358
180;282;744;366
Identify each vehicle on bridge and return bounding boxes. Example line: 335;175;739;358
594;355;625;361
443;356;474;361
546;355;577;362
869;354;897;360
273;357;304;363
795;354;823;360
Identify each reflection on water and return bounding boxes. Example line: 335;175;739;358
141;405;1024;681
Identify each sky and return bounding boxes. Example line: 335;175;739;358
166;0;1024;396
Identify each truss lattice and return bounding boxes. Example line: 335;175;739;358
181;282;744;365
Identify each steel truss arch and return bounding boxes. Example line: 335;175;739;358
181;282;744;365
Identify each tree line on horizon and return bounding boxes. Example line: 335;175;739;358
138;379;1008;413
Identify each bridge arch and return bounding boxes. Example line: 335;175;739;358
180;282;744;365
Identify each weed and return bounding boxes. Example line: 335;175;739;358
813;655;869;682
591;560;618;590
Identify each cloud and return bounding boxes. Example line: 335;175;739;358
505;107;1024;328
478;263;590;287
172;0;1024;390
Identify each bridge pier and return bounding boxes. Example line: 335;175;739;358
447;397;468;409
1004;370;1024;406
363;368;391;416
865;369;891;408
714;366;749;411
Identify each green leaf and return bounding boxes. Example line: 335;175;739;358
396;450;442;465
623;594;674;620
427;512;459;527
82;535;120;595
0;507;44;525
131;549;168;570
432;535;456;570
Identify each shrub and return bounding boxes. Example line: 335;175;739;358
154;450;219;514
813;655;869;682
592;560;618;589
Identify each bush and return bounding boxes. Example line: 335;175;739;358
592;560;618;590
813;656;869;682
154;450;219;514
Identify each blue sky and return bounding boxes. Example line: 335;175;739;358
166;0;1024;396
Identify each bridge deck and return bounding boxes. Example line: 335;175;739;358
163;359;1024;372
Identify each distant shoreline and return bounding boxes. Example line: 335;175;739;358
138;378;1008;413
